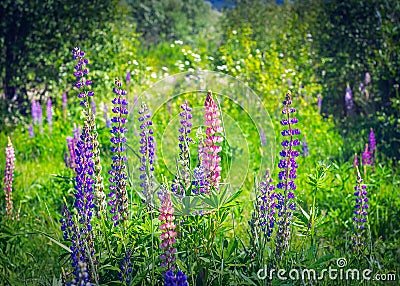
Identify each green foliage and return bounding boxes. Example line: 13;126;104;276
0;0;399;285
0;0;119;114
127;0;216;44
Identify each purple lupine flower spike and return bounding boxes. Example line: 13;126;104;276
107;78;129;225
66;132;80;169
362;144;371;166
37;101;43;134
175;270;189;286
352;166;369;251
369;129;376;152
61;46;108;284
31;100;38;125
362;144;371;176
257;169;277;240
353;153;359;168
70;125;96;278
345;85;354;116
369;128;376;165
72;46;106;214
192;165;206;195
192;127;207;195
171;100;194;197
138;103;155;206
47;98;53;134
118;250;133;284
317;94;322;114
60;204;89;284
28;124;34;138
4;137;16;219
126;70;131;84
71;261;91;286
164;269;189;286
275;91;300;260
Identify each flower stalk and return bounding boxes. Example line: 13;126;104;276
202;91;223;193
107;78;129;225
275;91;300;260
4;137;16;219
172;100;194;197
72;47;106;214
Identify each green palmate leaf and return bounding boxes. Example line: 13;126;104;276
171;194;201;216
198;185;242;211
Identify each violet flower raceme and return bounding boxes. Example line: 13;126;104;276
126;70;131;84
60;205;90;285
369;128;376;165
192;165;206;195
37;101;43;134
345;85;354;116
72;125;96;276
164;269;189;286
107;78;129;225
71;261;90;286
4;137;16;219
172;100;194;197
118;250;133;284
317;94;322;114
352;167;369;251
255;169;277;241
202;91;223;193
31;100;38;125
353;153;359;169
72;47;106;213
362;144;371;166
192;127;207;195
138;103;155;206
47;98;53;134
28;124;34;138
275;91;300;260
158;189;177;271
65;128;81;169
